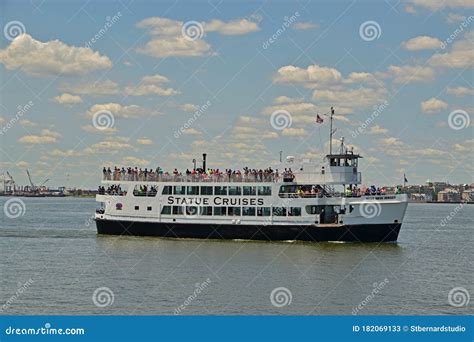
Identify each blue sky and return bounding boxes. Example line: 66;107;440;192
0;0;472;189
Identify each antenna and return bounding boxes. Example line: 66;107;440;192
329;107;335;155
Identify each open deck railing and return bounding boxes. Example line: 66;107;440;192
102;173;290;183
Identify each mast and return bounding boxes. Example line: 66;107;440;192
329;107;335;155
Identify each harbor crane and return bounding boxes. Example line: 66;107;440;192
26;170;49;193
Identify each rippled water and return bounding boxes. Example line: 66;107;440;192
0;197;472;315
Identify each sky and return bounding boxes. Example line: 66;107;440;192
0;0;473;189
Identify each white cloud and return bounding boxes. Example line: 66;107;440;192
380;137;403;146
61;80;120;96
180;103;199;112
142;73;170;83
183;128;202;135
84;103;150;118
262;102;317;115
137;138;153;145
52;93;83;105
403;36;442;50
273;64;342;87
125;84;178;96
82;124;117;134
18;128;61;144
137;17;259;58
447;86;474;97
0;34;112;77
406;0;474;11
292;22;319;30
121;156;150;166
281;127;308;137
273;96;304;104
204;19;260;35
383;65;435;83
368;125;388;134
430;32;474;68
446;13;466;23
49;149;82;157
312;87;387;110
84;139;133;155
19;119;36;127
421;97;448;113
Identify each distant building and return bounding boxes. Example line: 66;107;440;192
437;188;461;202
462;189;474;202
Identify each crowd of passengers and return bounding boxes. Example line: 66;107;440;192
286;185;402;198
102;166;295;182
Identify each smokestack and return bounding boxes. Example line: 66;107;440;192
202;153;207;171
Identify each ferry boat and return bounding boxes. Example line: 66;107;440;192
94;110;408;242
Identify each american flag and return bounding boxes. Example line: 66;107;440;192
316;114;324;124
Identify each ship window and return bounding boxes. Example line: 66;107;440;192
161;206;171;215
213;206;226;216
214;186;227;195
243;186;256;196
200;206;213;216
228;186;242;196
116;203;123;210
187;186;199;195
162;186;172;195
133;185;158;197
172;206;183;215
174;186;186;195
242;207;256;216
185;206;199;216
305;205;326;215
147;206;152;211
227;207;241;216
201;186;213;195
273;207;287;216
289;207;301;216
257;207;271;216
134;206;139;211
258;186;272;196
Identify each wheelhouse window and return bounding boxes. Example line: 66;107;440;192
243;186;256;196
214;186;227;195
187;186;199;195
227;207;241;216
172;206;183;215
161;206;171;215
273;207;287;216
258;186;272;196
228;186;242;196
289;207;302;216
213;207;226;216
174;186;186;195
200;206;213;216
257;207;271;216
242;207;256;216
200;186;213;195
162;186;172;195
